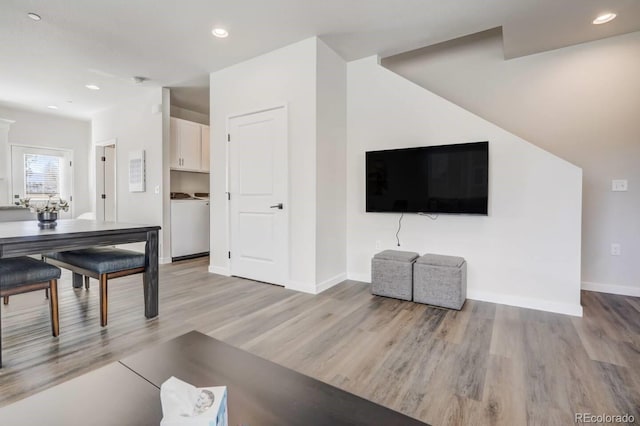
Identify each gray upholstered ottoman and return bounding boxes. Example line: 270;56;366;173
371;250;419;301
413;254;467;310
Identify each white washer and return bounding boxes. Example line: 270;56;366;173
170;199;210;259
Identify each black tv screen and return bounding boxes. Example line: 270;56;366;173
366;142;488;215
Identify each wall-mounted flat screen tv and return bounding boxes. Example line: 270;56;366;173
366;141;489;215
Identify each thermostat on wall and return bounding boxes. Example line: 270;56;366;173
128;150;146;192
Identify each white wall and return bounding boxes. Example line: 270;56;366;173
315;40;347;290
170;106;209;125
170;170;209;193
0;106;92;216
209;37;348;293
347;56;583;316
383;30;640;296
91;88;167;259
0;118;15;205
210;38;319;291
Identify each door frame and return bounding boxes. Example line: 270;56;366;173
226;104;289;285
9;144;75;218
95;138;117;221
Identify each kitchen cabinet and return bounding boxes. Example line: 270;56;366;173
170;117;210;172
201;125;210;172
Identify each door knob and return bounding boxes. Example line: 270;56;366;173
270;203;284;210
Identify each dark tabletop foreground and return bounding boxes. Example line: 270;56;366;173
121;330;428;426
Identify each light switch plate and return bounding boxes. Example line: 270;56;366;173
612;179;628;192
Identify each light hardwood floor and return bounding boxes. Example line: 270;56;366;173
0;257;638;425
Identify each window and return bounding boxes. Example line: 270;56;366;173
11;145;73;217
24;153;62;197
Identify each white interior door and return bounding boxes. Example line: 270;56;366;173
96;144;117;221
229;106;288;285
11;145;73;218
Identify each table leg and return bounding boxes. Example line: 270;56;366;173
143;229;159;318
0;302;3;367
72;273;83;289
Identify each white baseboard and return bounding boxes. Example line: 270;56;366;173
467;289;583;317
208;265;231;276
316;273;347;293
285;281;315;294
159;257;172;265
347;272;370;283
346;271;583;316
582;281;640;297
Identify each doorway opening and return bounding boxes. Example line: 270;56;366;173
96;140;117;222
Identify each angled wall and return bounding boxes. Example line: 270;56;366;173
347;56;583;316
383;29;640;296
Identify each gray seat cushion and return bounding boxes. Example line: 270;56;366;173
373;250;419;263
45;248;145;275
416;253;465;268
0;257;61;290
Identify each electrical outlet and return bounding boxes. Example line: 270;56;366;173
612;179;628;192
375;240;382;250
611;243;621;256
154;185;160;194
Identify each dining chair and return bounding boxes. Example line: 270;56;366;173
44;247;146;327
0;257;61;368
0;208;49;306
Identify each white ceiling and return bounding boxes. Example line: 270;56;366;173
1;0;639;119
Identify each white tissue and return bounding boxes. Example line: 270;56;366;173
160;376;228;426
160;377;201;418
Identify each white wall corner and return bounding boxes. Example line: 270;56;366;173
582;281;640;298
208;264;231;277
0;118;16;127
316;272;347;294
159;257;172;265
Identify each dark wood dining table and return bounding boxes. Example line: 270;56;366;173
0;331;429;425
0;219;161;318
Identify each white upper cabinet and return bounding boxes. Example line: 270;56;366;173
170;117;210;173
201;125;210;172
170;117;181;169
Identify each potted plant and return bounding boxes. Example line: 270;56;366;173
16;195;70;228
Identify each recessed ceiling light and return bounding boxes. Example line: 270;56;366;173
27;13;41;21
593;13;617;24
47;105;58;110
211;28;229;38
85;84;101;90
